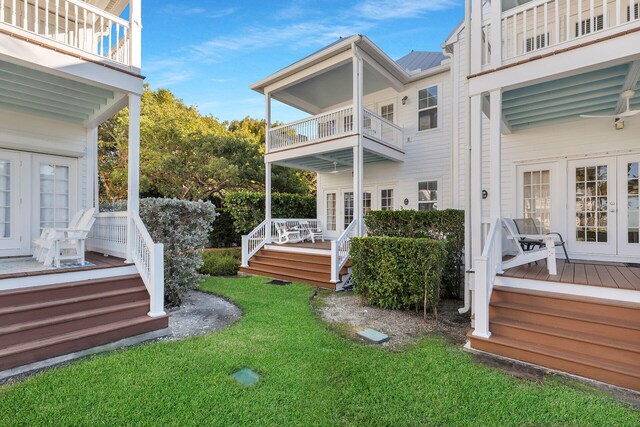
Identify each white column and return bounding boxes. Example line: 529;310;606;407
490;0;503;68
470;0;483;73
86;127;99;210
265;92;272;242
129;0;142;70
126;93;141;263
470;94;483;264
353;48;364;235
489;89;503;273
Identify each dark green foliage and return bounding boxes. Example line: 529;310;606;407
350;236;447;318
225;191;316;235
200;249;241;276
365;209;465;298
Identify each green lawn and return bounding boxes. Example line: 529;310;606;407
1;277;638;426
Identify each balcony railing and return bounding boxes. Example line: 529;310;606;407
0;0;138;67
269;105;403;152
481;0;640;67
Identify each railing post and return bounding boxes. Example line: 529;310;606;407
330;240;339;283
545;236;558;275
148;242;166;317
241;235;249;267
472;256;491;338
129;0;141;68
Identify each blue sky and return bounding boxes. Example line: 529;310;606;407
142;1;464;123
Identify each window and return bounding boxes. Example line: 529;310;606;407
627;162;639;244
326;193;337;231
418;181;438;211
0;160;10;238
575;165;608;243
526;33;549;52
344;192;354;229
575;15;604;36
381;189;394;211
363;192;372;215
523;170;551;233
39;163;70;233
418;86;438;131
628;4;639;21
380;104;394;122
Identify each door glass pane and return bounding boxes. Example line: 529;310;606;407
363;192;372;215
326;193;336;231
628;162;640;244
0;160;10;238
40;164;70;232
344;192;354;229
575;165;608;242
523;170;551;232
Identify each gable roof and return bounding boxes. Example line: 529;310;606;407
396;51;446;74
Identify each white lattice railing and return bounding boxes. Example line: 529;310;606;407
362;108;403;150
87;211;127;258
482;0;640;67
472;217;503;339
269;106;354;151
241;219;268;267
0;0;135;66
270;218;322;238
131;213;165;317
331;219;357;283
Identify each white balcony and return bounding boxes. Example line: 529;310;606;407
0;0;140;69
479;0;640;69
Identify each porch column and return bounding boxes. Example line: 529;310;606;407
129;0;142;70
353;46;364;235
490;0;502;68
86;127;99;210
489;89;503;271
470;94;483;265
265;92;272;242
469;0;483;73
125;93;141;264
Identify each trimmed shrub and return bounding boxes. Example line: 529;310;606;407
140;198;217;307
225;191;316;235
200;248;241;276
365;209;464;299
350;236;447;319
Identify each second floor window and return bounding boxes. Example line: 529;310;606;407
418;86;438;131
380;104;394;122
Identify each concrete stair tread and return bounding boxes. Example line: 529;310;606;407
0;315;167;359
490;317;640;354
0;287;147;315
0;301;149;337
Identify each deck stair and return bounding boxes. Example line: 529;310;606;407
469;285;640;392
239;247;350;290
0;274;168;372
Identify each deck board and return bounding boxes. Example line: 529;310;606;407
499;259;640;291
0;252;127;280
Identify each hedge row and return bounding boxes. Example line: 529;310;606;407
200;248;241;276
364;209;464;298
225;191;316;235
350;236;447;318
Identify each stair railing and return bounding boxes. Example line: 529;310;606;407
330;219;358;283
473;217;503;339
130;213;165;317
241;220;269;267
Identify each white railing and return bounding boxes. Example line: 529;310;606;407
473;217;503;338
0;0;135;66
269;106;354;151
330;219;358;283
362;108;403;150
269;218;322;239
483;0;640;66
131;213;165;317
241;219;268;267
87;211;127;258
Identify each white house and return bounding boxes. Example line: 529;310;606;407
0;0;166;376
243;2;640;392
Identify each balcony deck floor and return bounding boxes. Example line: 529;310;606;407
0;252;127;280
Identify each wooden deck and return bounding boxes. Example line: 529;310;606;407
0;252;127;280
500;260;640;291
274;240;333;250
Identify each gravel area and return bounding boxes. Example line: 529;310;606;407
315;291;470;347
164;289;242;340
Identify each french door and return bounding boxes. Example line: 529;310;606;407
568;155;640;258
0;150;22;253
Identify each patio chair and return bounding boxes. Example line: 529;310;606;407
299;221;324;243
36;208;96;268
272;220;304;245
513;218;570;263
33;209;86;261
502;218;558;275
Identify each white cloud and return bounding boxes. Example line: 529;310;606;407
159;5;236;19
354;0;456;20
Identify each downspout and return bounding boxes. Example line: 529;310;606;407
459;0;473;314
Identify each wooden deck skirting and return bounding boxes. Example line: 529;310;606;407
0;252;127;280
499;260;640;291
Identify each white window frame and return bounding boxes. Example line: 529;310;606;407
417;83;441;133
378;185;396;211
417;179;440;211
379;99;396;124
515;162;559;234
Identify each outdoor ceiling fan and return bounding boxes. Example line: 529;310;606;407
580;90;640;123
329;161;349;174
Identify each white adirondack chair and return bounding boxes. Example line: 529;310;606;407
33;209;86;261
273;220;304;245
299;221;324;243
502;218;558;275
37;208;96;268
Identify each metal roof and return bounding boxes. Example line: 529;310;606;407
395;51;446;74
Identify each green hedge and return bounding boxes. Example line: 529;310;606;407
350;237;447;318
225;191;316;235
365;209;464;299
200;248;241;276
